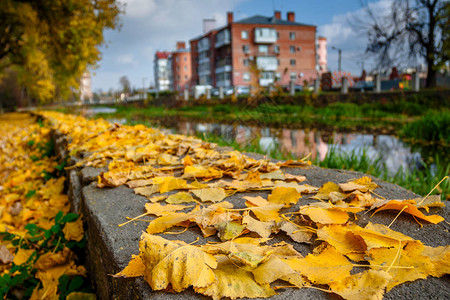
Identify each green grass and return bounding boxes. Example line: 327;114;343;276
400;111;450;145
318;146;449;200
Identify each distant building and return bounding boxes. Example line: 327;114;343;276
317;36;327;75
154;51;171;91
170;42;191;92
80;71;93;102
190;11;318;88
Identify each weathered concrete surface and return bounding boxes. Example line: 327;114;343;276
52;128;449;299
78;165;449;300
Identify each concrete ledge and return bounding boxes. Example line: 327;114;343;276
51;129;450;299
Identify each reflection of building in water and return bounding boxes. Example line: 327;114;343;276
280;129;320;159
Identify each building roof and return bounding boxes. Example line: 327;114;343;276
235;15;314;27
155;51;171;59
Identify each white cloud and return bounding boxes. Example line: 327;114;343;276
318;0;393;75
92;0;248;91
117;54;134;65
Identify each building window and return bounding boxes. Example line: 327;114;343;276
290;46;296;53
258;45;268;54
243;73;250;82
290;72;297;80
290;59;296;66
242;45;249;53
176;66;180;71
277;59;280;66
242;30;248;39
243;58;249;66
276;31;280;39
289;32;295;40
176;57;179;62
274;45;280;53
184;56;187;61
185;75;188;80
177;75;180;80
184;66;187;71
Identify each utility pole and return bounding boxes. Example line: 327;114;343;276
142;77;147;100
331;46;342;73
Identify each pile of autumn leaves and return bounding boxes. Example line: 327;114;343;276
40;111;449;300
0;113;87;299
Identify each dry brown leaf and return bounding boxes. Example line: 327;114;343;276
0;245;13;264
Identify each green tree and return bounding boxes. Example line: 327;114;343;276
0;0;122;103
357;0;449;87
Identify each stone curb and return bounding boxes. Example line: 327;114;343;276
51;128;450;300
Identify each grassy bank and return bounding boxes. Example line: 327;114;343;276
94;100;449;139
201;133;449;200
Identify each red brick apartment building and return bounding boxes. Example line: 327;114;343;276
190;11;317;88
171;41;191;92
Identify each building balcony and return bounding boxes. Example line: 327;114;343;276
198;69;211;77
215;65;232;74
259;78;275;87
198;56;210;64
215;29;231;48
254;28;277;44
256;56;277;71
216;79;231;87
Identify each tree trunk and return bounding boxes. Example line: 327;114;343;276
426;64;437;88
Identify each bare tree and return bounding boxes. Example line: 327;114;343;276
119;76;131;94
355;0;449;87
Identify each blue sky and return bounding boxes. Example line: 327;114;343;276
91;0;389;92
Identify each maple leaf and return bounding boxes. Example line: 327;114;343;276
194;256;276;300
329;270;392;300
139;233;217;292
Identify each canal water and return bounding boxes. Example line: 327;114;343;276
86;107;443;177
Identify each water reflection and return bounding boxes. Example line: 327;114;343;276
175;121;422;176
105;116;425;176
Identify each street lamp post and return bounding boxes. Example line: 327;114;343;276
331;46;342;73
